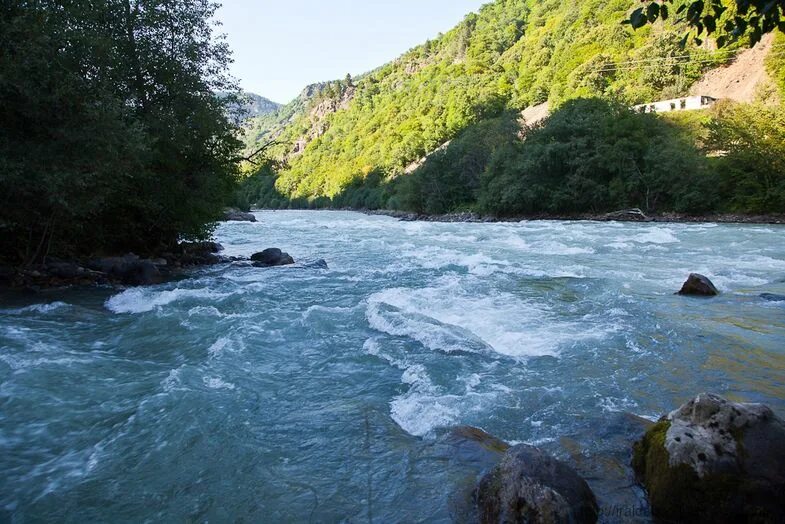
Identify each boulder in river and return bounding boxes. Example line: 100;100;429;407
46;261;82;279
632;393;785;523
477;444;599;524
88;254;161;286
251;248;295;267
436;426;510;523
677;273;719;296
222;208;257;222
180;241;224;254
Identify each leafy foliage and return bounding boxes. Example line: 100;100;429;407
627;0;785;47
0;0;241;265
479;98;715;216
705;101;785;211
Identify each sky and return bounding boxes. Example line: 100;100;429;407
215;0;489;103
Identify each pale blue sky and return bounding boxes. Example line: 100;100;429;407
215;0;489;103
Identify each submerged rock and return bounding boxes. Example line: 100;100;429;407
677;273;719;296
301;259;329;270
477;444;599;524
632;393;785;523
222;208;257;222
761;293;785;302
251;248;295;267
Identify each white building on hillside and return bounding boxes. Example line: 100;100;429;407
633;95;717;114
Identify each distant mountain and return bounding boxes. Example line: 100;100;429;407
242;81;351;152
242;93;281;118
219;92;281;122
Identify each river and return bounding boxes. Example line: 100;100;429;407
2;210;784;522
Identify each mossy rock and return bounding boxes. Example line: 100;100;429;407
632;394;785;523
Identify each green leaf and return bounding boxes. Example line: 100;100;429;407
629;7;648;29
660;3;669;20
647;3;660;23
703;15;716;34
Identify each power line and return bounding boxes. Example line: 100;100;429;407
584;43;785;74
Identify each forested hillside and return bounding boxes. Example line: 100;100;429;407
238;0;785;216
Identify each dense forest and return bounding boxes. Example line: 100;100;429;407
0;0;242;265
237;0;785;217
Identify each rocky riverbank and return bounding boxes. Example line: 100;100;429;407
0;243;306;291
363;209;785;225
0;241;229;291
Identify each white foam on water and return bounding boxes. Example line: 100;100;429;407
598;396;637;413
399;245;513;276
632;227;680;244
532;241;595;256
389;364;496;437
105;287;230;314
1;302;69;315
366;279;619;358
161;367;184;392
203;377;236;390
207;337;230;358
302;304;360;320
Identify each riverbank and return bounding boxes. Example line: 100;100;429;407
0;241;229;292
363;208;785;224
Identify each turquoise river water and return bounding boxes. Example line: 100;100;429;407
1;211;784;522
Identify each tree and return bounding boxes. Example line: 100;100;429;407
705;101;785;211
627;0;785;47
0;0;241;265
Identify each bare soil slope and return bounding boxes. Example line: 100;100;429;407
689;35;776;102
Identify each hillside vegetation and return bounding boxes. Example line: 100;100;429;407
239;0;785;216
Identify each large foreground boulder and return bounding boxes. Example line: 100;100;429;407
632;393;785;523
477;444;599;524
251;248;294;267
222;208;257;222
434;426;511;523
677;273;719;296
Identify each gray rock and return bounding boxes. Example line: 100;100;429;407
87;254;161;286
632;393;785;523
251;248;295;267
431;427;510;524
46;261;82;279
222;208;257;222
180;241;224;254
477;444;599;524
677;273;719;296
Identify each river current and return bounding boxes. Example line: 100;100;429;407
2;210;784;522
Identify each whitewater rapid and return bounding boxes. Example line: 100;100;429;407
2;211;784;521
